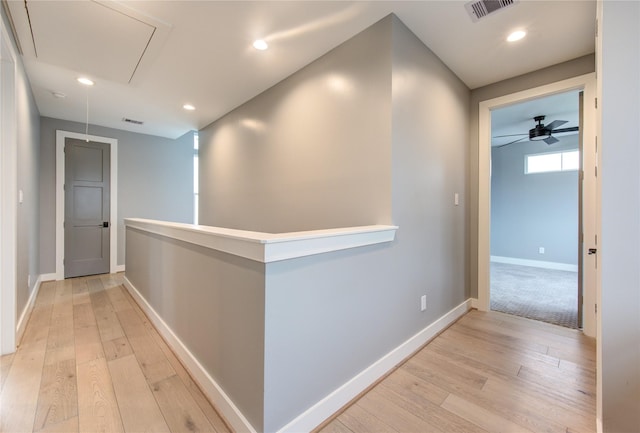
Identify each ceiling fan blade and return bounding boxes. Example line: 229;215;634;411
551;126;579;133
495;137;528;148
545;120;568;130
492;133;528;138
544;135;560;145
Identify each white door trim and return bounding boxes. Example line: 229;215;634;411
56;131;118;280
0;21;18;355
477;72;598;337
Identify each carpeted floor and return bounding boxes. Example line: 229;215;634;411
490;262;579;329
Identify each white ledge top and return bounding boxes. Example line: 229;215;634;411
125;218;398;263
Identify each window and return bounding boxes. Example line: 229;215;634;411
194;132;199;225
525;150;579;174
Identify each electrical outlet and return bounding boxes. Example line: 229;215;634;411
420;295;427;311
539;247;545;254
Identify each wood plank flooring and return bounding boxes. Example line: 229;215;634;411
1;274;596;433
319;310;596;433
0;274;231;433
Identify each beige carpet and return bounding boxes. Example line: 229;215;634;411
490;262;579;329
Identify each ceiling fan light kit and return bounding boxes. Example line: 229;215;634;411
529;115;552;141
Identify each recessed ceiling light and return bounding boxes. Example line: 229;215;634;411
253;39;268;51
507;30;526;42
77;77;94;86
52;91;66;99
183;104;196;111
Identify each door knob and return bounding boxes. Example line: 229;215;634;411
103;221;109;228
588;248;597;255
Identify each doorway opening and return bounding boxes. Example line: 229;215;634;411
477;73;598;338
489;90;582;329
56;131;118;280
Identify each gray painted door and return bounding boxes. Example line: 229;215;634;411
64;138;110;278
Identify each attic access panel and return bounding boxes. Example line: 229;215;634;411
26;1;157;84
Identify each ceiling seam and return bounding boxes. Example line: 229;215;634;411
22;0;37;57
128;26;156;84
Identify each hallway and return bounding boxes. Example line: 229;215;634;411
1;274;596;432
0;275;230;433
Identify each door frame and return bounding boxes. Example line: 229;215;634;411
56;130;118;280
477;72;598;337
0;21;18;354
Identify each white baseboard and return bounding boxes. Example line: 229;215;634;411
16;275;44;345
123;275;472;433
470;297;479;309
114;265;125;273
40;273;57;282
277;299;473;433
122;276;257;433
491;255;578;272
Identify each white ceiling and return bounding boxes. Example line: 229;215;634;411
6;0;596;139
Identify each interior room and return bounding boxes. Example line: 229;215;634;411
0;1;638;433
490;91;581;328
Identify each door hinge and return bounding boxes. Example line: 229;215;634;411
595;97;598;109
595;304;598;314
595;166;598;177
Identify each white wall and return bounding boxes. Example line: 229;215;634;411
599;1;640;431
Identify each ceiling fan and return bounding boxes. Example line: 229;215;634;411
494;115;579;147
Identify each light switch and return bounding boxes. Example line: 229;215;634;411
454;193;459;206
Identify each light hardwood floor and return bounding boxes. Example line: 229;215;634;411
1;274;596;433
319;309;596;433
0;274;231;433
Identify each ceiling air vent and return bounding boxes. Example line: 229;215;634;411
465;0;518;22
122;117;144;125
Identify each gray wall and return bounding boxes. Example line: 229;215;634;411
468;54;595;297
390;16;469;314
39;117;194;271
2;6;41;327
264;244;397;431
600;1;640;431
125;228;265;430
491;136;578;265
200;15;470;431
198;17;393;232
